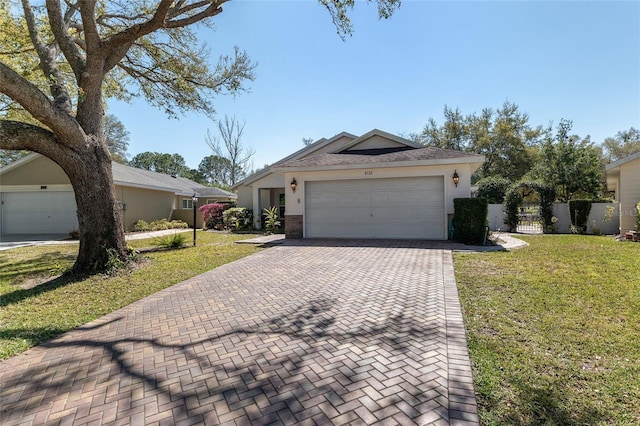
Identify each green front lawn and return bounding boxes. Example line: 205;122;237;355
0;231;262;360
455;235;640;425
2;232;638;424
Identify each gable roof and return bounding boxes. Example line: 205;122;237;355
338;128;422;151
605;151;640;172
232;131;358;188
234;129;484;180
0;153;236;199
272;146;484;171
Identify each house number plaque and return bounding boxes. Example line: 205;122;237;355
364;171;373;176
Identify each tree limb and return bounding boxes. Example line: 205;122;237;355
0;120;59;155
101;0;173;72
21;0;74;115
45;0;85;81
78;1;100;54
166;2;224;28
0;62;84;148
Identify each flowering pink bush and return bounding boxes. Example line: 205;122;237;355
199;203;233;229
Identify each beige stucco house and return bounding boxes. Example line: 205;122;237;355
606;151;640;233
0;153;236;234
232;129;484;240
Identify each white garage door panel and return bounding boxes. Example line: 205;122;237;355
305;177;444;239
1;192;78;234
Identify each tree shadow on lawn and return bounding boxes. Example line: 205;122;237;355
508;381;607;426
0;273;80;307
0;298;452;424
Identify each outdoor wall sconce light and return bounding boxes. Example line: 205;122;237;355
290;178;297;192
452;170;460;187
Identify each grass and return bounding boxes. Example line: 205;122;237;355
0;231;262;360
454;235;640;425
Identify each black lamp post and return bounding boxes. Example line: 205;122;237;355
192;193;198;246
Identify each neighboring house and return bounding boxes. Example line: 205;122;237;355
0;153;236;234
605;151;640;233
232;129;484;240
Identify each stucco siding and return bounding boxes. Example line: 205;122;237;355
236;186;253;210
620;157;640;232
346;135;405;151
0;156;70;185
115;185;175;231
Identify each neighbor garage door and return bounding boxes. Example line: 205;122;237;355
0;191;78;234
305;176;444;239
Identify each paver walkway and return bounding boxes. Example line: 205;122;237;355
0;240;478;425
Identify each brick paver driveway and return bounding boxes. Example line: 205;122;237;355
0;240;478;425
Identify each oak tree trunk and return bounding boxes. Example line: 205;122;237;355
59;143;128;275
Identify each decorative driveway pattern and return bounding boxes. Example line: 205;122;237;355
0;240;478;425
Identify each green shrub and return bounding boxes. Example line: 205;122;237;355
568;199;592;234
223;207;253;231
476;176;511;204
453;198;488;244
262;206;281;235
132;220;150;231
503;181;556;233
152;233;187;249
132;218;188;232
169;220;189;229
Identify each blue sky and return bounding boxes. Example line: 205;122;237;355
108;0;640;170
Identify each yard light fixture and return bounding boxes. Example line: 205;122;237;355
290;178;297;193
192;193;199;247
452;170;460;187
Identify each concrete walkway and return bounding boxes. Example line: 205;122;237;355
0;229;193;251
0;240;478;425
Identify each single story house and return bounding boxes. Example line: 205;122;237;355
605;151;640;233
232;129;484;240
0;153;235;234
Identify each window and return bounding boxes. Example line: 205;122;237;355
279;194;285;218
182;199;193;209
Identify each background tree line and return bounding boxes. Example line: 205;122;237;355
412;101;640;203
1;113;254;190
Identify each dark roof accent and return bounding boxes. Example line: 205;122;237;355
276;147;483;168
340;146;415;156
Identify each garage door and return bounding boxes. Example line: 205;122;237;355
305;177;444;239
0;191;78;234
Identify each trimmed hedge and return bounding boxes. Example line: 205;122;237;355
453;198;488;244
568;200;592;234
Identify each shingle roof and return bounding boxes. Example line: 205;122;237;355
275;147;483;169
0;153;237;198
605;151;640;171
111;162;236;198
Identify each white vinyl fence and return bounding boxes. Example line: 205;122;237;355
487;203;620;234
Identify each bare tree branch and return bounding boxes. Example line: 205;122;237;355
166;2;224;28
206;115;254;185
